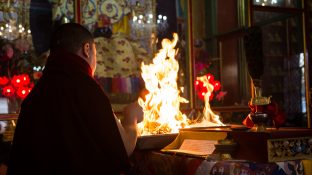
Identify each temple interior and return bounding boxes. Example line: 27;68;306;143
0;0;312;174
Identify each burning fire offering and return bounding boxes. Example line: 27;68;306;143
192;75;225;127
138;33;189;135
138;33;225;136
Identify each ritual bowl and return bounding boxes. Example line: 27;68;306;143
249;112;269;132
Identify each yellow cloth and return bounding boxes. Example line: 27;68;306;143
303;159;312;175
112;14;131;35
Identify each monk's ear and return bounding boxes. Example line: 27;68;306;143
83;42;90;58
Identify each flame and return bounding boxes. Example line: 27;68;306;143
138;33;189;135
191;75;225;127
137;34;224;135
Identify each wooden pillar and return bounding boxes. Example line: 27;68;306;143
74;0;81;24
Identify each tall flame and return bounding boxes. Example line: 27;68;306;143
191;75;225;127
138;33;225;135
138;33;189;135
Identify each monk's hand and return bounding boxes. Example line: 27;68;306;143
123;101;143;126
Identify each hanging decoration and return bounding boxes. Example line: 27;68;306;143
0;22;31;41
0;0;31;41
254;0;278;6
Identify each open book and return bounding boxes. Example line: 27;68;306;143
162;139;217;157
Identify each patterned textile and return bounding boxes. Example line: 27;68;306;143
130;151;307;175
95;77;141;103
94;33;149;104
49;0;74;21
94;34;149;77
95;77;141;94
81;0;128;28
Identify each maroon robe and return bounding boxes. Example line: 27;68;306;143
7;50;130;175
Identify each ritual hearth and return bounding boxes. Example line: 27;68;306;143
137;33;225;132
136;33;226;150
136;133;178;150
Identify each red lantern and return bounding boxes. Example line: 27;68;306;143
195;73;225;101
2;85;15;97
206;73;214;83
194;80;203;91
11;75;22;87
20;74;30;86
209;92;214;101
213;80;221;91
16;86;30;99
0;76;9;86
197;92;204;101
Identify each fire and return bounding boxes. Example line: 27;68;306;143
191;75;225;127
137;33;224;135
138;33;189;135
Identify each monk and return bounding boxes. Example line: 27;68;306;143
7;23;143;175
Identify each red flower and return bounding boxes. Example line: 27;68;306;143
2;85;15;97
0;77;9;86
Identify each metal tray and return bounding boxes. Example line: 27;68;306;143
135;133;178;150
